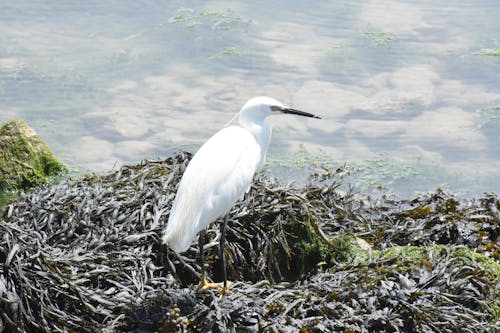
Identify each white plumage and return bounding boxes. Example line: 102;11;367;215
163;126;261;252
162;96;320;254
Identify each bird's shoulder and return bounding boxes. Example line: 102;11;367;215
183;126;259;185
195;125;258;159
209;125;255;143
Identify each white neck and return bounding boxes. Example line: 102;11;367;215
238;113;272;171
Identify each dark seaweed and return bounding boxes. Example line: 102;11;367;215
0;152;499;332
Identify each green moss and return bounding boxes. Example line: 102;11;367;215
286;216;365;279
492;299;500;324
451;247;500;321
0;190;17;206
380;245;500;282
381;245;443;268
452;247;500;279
0;120;67;193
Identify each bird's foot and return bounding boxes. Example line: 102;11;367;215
199;276;232;299
217;281;232;300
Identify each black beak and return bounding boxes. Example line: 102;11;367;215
282;107;321;119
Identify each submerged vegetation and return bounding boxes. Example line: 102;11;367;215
167;8;251;30
0;152;499;332
477;48;500;57
479;105;500;127
363;32;397;46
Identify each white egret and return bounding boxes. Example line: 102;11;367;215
162;96;320;295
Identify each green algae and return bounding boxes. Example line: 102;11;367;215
477;48;500;56
0;120;67;195
0;190;17;207
352;153;420;189
380;245;500;282
200;10;225;18
208;46;241;60
452;246;500;280
167;8;250;31
267;146;336;170
221;47;239;55
168;15;184;24
363;32;397;45
479;105;500;127
287;218;362;279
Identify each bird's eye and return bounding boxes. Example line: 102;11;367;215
270;105;282;112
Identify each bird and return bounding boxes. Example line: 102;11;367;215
162;96;321;296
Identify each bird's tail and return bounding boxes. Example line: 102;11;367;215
162;202;201;253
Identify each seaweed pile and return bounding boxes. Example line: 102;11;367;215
0;152;499;332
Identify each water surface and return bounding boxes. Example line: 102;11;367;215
1;1;499;197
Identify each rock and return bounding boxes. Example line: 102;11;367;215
0;120;67;194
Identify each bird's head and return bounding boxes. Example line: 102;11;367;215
239;96;321;122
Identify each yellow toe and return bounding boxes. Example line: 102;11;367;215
217;281;232;300
199;276;232;298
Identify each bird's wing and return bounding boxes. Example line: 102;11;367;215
184;125;261;223
163;126;260;253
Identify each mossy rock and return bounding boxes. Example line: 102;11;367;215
0;120;67;196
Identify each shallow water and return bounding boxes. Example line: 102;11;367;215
0;1;499;197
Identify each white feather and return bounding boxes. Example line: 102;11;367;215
162;96;319;254
162;126;260;253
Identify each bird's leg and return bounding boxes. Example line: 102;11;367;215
197;217;232;298
219;213;231;296
198;230;208;288
198;229;225;292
